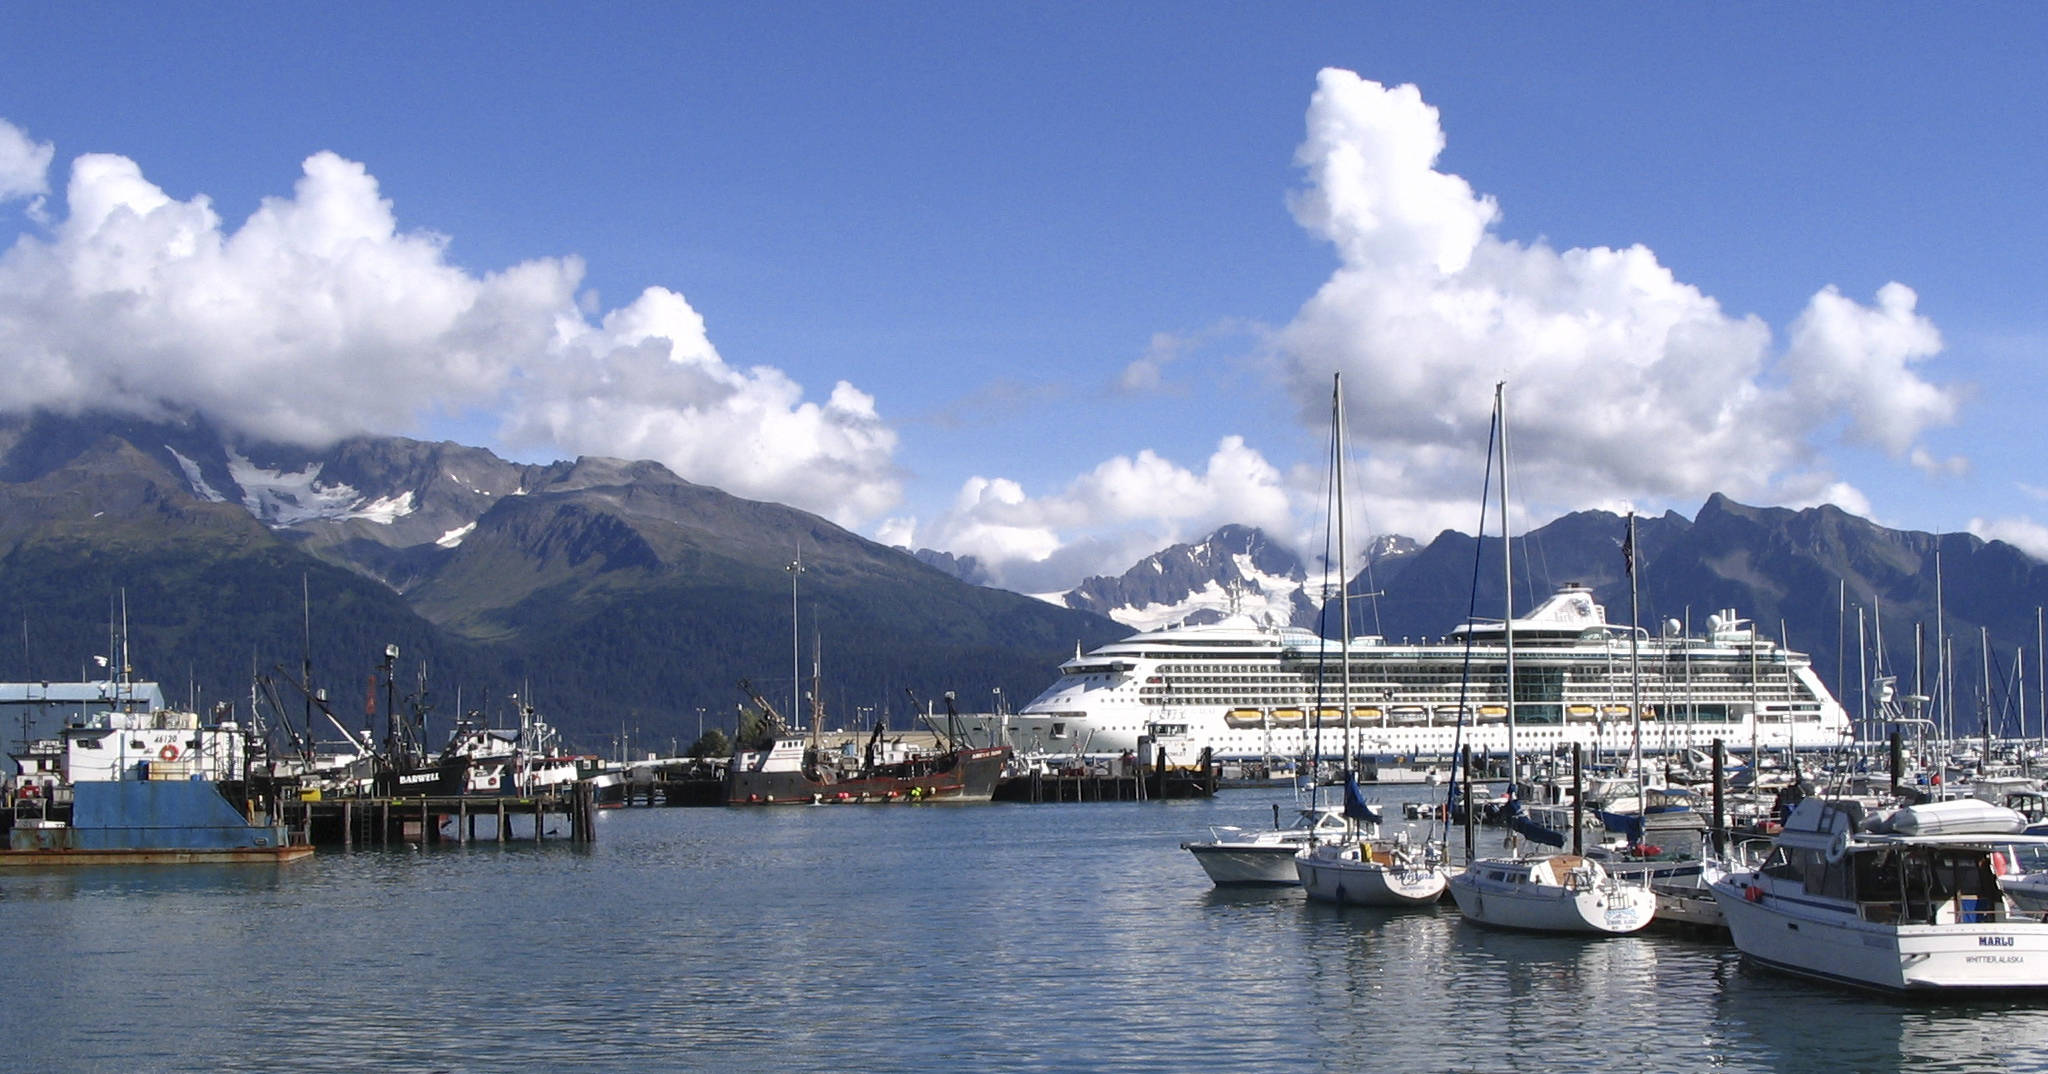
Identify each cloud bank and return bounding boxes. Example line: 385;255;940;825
907;69;1966;590
0;119;898;526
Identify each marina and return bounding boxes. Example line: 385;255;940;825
8;785;2048;1073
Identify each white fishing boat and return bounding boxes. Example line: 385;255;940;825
1448;852;1656;933
1709;796;2048;991
1182;804;1350;886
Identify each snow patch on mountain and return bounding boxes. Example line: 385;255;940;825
1109;578;1301;632
166;447;226;503
436;521;477;548
226;450;418;527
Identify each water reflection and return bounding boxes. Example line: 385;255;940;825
11;791;2048;1073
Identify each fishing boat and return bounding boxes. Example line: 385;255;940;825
726;683;1009;805
1710;796;2048;991
1182;803;1350;886
4;704;310;866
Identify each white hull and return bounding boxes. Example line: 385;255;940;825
1183;843;1302;886
1449;856;1655;934
1296;844;1447;906
1712;878;2048;990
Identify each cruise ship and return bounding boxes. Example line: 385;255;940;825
1004;584;1851;764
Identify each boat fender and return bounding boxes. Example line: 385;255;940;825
159;744;180;762
1744;883;1764;903
1825;829;1849;864
1992;851;2010;875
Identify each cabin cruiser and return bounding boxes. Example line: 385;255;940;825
1182;803;1350;886
1710;797;2048;991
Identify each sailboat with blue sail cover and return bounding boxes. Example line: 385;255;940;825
1444;383;1653;934
1293;372;1449;906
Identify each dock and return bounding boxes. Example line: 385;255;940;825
278;783;598;847
993;748;1218;802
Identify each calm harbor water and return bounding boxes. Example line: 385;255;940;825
5;785;2048;1073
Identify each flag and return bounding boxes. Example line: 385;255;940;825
1621;512;1636;577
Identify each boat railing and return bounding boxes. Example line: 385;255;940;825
1858;895;2024;926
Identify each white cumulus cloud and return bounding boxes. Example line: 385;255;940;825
0;119;52;204
917;69;1967;595
1272;69;1963;536
0;127;899;526
1971;516;2048;562
905;437;1297;593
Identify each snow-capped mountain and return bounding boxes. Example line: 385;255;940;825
1058;524;1317;631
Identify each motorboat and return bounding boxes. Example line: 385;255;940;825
1710;796;2048;991
1448;852;1656;934
1182;804;1349;886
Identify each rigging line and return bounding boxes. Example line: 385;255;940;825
1446;407;1499;824
1308;384;1340;781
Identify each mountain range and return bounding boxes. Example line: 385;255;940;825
2;409;2043;750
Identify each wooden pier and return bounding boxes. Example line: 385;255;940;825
281;783;598;848
992;748;1217;803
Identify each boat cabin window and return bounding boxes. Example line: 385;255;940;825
1760;846;1801;882
1799;854;1852;900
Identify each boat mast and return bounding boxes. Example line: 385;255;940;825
1496;382;1516;781
787;539;805;733
1982;625;1994;763
1627;511;1642;785
1336;372;1354;774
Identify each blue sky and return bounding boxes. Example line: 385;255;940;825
1;5;2043;593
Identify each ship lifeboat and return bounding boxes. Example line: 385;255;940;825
1268;708;1307;728
1602;704;1632;719
1386;706;1429;727
1436;705;1475;727
1565;704;1599;723
1475;705;1508;725
1351;706;1384;727
1223;708;1265;729
1314;707;1348;728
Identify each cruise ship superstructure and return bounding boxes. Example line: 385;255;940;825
1008;584;1850;764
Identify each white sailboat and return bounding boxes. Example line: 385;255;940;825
1297;775;1450;905
1447;383;1654;934
1294;372;1449;907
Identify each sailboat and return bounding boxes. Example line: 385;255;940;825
1294;371;1450;906
1446;383;1655;934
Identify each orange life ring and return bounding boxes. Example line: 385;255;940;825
1744;884;1764;903
159;744;180;762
